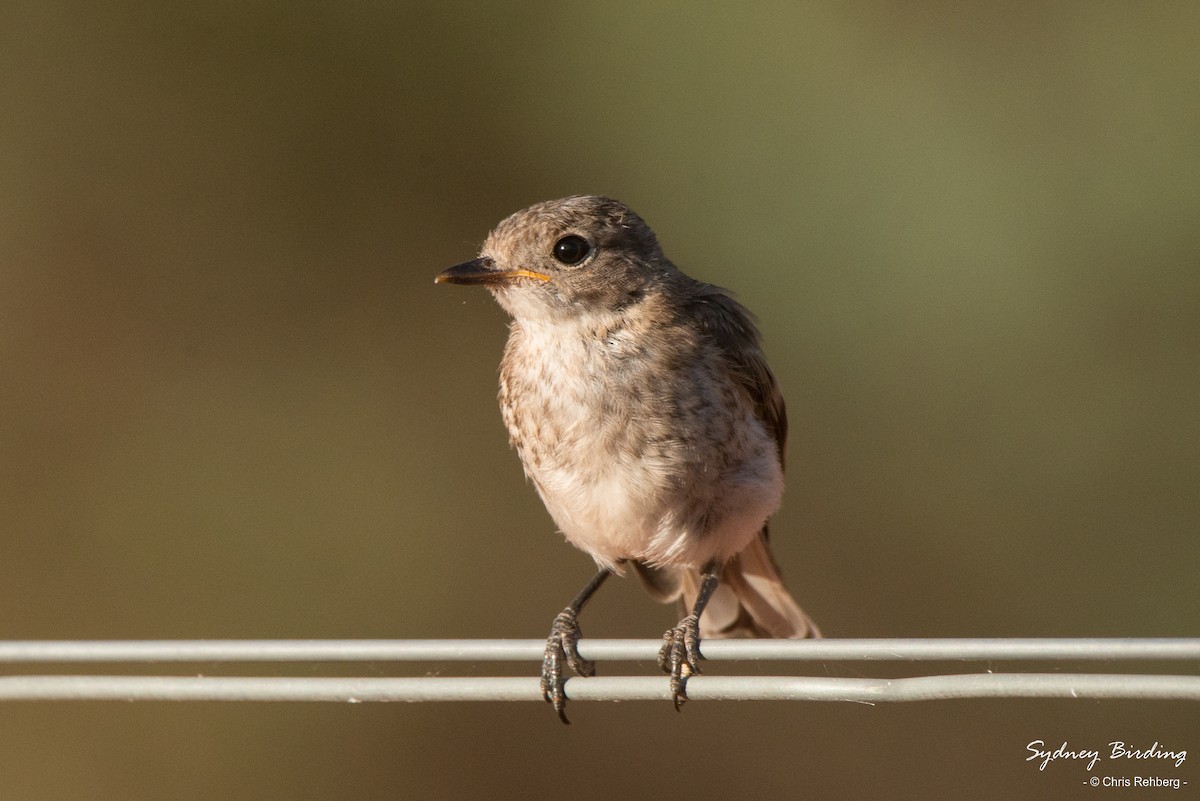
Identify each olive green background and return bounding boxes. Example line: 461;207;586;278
1;3;1197;799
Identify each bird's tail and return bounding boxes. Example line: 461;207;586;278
693;531;820;639
633;531;820;639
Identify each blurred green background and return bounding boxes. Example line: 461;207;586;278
1;2;1197;798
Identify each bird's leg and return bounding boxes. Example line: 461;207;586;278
658;560;721;711
541;568;611;724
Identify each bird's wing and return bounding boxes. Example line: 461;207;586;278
689;285;788;470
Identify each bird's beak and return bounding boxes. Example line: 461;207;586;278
435;257;551;286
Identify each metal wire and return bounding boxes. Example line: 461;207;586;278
0;674;1198;703
1;638;1197;663
0;639;1195;704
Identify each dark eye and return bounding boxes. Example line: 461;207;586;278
552;235;590;265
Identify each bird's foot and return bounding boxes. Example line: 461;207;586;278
658;613;703;711
541;608;594;724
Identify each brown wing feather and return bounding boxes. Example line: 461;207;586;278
688;284;788;470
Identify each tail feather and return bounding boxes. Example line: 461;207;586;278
712;533;820;639
635;532;819;639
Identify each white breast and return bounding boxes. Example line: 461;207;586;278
499;314;783;571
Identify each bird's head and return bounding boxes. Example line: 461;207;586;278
436;195;668;322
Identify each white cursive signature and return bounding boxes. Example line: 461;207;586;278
1026;740;1187;771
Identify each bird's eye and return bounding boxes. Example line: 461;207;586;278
552;235;590;265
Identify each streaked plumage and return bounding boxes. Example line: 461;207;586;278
437;195;818;719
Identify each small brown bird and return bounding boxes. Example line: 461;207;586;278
436;196;819;722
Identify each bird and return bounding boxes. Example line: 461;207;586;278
435;195;819;722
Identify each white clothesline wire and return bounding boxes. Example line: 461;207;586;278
0;639;1196;703
1;674;1198;703
1;638;1197;663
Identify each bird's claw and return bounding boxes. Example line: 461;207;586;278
541;608;594;724
658;613;703;711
